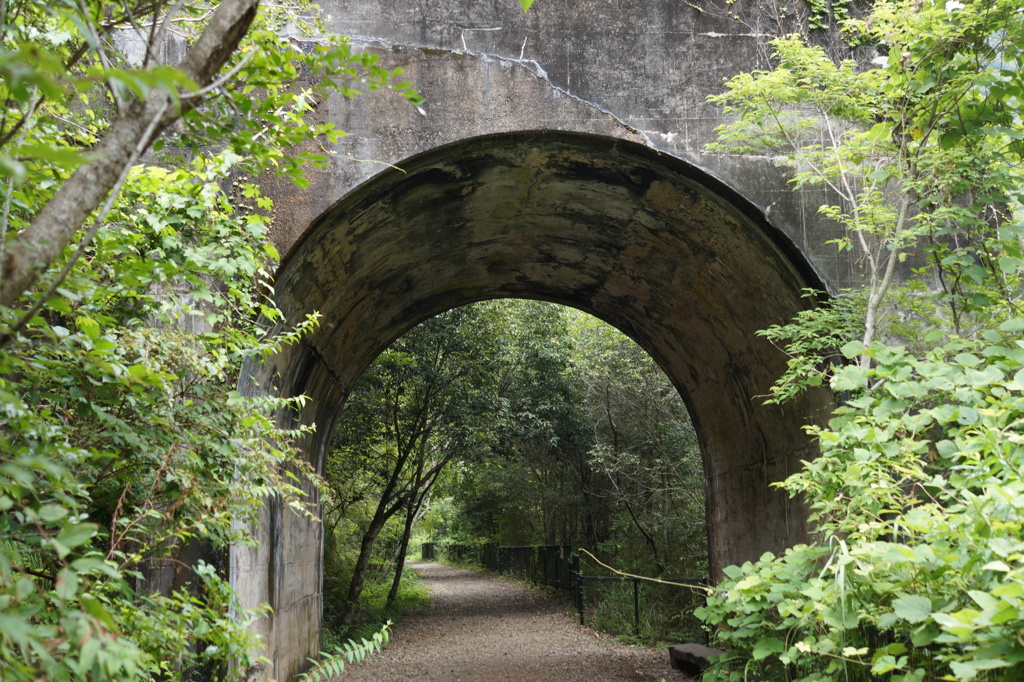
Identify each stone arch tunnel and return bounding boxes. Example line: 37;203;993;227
232;130;834;678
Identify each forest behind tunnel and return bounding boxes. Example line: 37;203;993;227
322;298;709;649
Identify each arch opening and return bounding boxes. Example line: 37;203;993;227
233;130;832;677
322;298;709;641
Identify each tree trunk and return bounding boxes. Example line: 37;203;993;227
340;519;383;625
339;491;407;624
1;0;260;306
386;464;443;607
622;494;664;575
385;496;418;608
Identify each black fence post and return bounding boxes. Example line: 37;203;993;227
632;578;640;636
572;552;584;625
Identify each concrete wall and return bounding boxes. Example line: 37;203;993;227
236;2;858;679
263;0;857;289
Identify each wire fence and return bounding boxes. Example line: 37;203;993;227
420;541;707;641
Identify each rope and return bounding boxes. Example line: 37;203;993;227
576;548;712;595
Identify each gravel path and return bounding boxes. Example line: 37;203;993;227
337;562;689;682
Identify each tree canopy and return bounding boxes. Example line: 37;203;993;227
322;300;707;642
697;1;1024;680
0;0;417;678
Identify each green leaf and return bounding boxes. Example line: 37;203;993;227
939;131;962;149
871;654;902;674
822;605;859;630
0;613;32;646
79;593;117;630
832;365;868;392
54;522;98;557
949;658;1009;679
723;564;744;579
992;581;1023;598
752;637;785;660
55;567;80;601
840;340;864;359
79;637;101;674
892;594;932;624
76;316;100;341
998;318;1024;332
38;504;68;522
17;143;88;168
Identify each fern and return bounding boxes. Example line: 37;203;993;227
297;621;392;681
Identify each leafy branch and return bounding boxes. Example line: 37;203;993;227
297;621;392;682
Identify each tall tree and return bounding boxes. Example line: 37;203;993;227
708;0;1024;367
0;0;417;312
571;314;705;575
436;302;705;576
1;0;257;306
330;305;502;623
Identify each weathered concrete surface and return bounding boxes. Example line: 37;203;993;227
235;2;862;679
263;0;858;289
237;132;834;680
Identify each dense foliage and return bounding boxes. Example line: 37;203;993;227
323;300;707;643
324;303;506;628
698;0;1024;680
419;302;705;581
699;330;1024;680
0;0;416;678
0;153;318;679
709;0;1024;355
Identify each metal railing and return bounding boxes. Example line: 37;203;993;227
420;541;573;588
571;552;707;640
420;541;707;640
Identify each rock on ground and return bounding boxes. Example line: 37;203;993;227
334;562;692;682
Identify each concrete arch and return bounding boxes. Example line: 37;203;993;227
234;130;832;679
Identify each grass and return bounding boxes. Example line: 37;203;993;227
322;562;432;649
585;579;708;646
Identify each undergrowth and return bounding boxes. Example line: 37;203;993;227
585;580;707;645
322;558;430;647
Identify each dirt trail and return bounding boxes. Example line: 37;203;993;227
336;562;688;682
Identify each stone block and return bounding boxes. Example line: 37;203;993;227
668;643;724;677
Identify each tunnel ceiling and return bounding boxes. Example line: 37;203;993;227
264;130;831;575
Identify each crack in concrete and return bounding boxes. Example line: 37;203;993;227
697;31;772;38
343;34;656;147
640;128;680;145
455;25;503;52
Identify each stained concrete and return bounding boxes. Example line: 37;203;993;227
263;0;859;289
235;2;860;679
236;132;834;680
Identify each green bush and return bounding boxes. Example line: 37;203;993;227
0;154;319;681
697;325;1024;681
